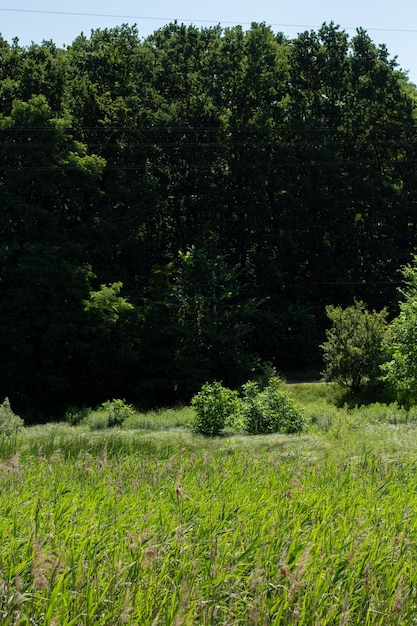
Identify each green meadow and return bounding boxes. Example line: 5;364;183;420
2;385;417;625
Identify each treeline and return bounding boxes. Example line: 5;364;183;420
1;21;417;420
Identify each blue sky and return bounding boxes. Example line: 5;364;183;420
1;0;416;82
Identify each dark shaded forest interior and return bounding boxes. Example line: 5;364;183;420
1;21;416;420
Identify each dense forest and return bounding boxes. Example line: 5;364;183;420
1;21;417;420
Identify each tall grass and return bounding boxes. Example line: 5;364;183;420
2;394;417;623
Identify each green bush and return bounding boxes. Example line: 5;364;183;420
191;382;240;436
0;398;24;435
65;406;90;425
100;399;136;426
240;381;270;435
381;256;417;403
321;300;388;393
83;399;136;430
242;378;304;435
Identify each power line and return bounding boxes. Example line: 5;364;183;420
0;142;414;150
0;125;415;132
0;7;417;35
1;158;417;171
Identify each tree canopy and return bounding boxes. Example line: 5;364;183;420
0;22;416;419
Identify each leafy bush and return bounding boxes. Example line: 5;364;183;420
242;378;304;435
65;406;90;425
240;381;270;435
83;399;136;430
381;256;417;403
0;398;24;435
321;300;388;393
191;382;240;436
100;399;136;426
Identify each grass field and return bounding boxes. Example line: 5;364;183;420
2;385;417;624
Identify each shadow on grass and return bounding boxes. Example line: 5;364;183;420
333;384;397;409
286;380;399;410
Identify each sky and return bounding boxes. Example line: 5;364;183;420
0;0;416;82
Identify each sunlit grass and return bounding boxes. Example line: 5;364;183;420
122;406;194;431
2;394;417;623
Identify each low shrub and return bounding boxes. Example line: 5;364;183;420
100;399;136;426
191;382;240;436
240;381;270;435
0;397;24;435
83;399;136;430
65;406;90;425
242;378;304;435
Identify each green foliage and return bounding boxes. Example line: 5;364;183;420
382;255;417;402
122;407;194;431
8;412;417;623
81;283;141;406
0;398;24;435
99;399;136;426
64;406;90;426
350;402;417;425
0;23;416;417
82;410;111;431
190;377;304;438
191;382;240;436
321;300;389;393
304;400;342;433
139;247;259;405
84;282;135;325
242;378;304;434
83;399;136;430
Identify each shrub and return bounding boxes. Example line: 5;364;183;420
240;381;270;435
242;378;304;435
100;399;136;426
65;406;90;425
83;399;136;430
191;382;240;436
0;398;24;435
321;300;388;393
381;255;417;403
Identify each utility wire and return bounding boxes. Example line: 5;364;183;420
0;159;416;171
0;7;416;34
0;125;415;132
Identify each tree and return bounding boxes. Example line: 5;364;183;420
1;22;417;417
81;281;141;405
0;95;106;419
321;300;388;393
0;244;94;419
138;247;259;405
